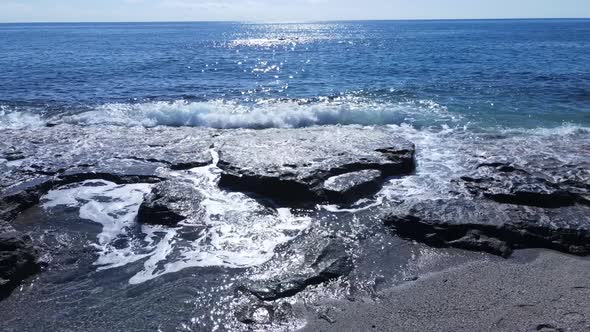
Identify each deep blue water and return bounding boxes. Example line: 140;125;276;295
1;19;589;129
1;20;590;332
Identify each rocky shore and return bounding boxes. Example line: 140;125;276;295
0;124;588;330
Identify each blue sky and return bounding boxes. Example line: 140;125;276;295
0;0;589;23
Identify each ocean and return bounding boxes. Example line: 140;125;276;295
1;19;589;331
1;19;589;130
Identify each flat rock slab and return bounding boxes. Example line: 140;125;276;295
1;125;414;216
0;125;214;188
384;198;590;257
216;126;415;204
459;162;589;208
0;125;216;220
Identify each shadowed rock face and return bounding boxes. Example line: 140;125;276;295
383;158;590;258
459;161;589;208
137;180;204;226
384;199;590;258
216;127;415;204
323;170;383;203
0;221;39;299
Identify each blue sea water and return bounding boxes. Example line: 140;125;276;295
1;20;590;332
0;19;589;129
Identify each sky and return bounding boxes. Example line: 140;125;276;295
0;0;589;23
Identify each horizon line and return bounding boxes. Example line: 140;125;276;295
0;17;589;25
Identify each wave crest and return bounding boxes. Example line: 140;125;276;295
60;99;454;129
0;106;46;130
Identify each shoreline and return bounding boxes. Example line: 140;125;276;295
299;249;590;332
0;124;588;331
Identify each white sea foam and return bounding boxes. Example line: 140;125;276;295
373;122;590;205
42;181;155;268
499;123;590;137
314;123;473;212
0;106;46;130
41;150;311;284
59;99;454;129
128;150;310;284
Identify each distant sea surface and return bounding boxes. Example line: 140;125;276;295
1;20;590;332
0;19;589;130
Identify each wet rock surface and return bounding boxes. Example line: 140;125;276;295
385;199;590;257
383;150;590;258
0;123;589;331
0;220;40;299
0;172;161;223
1;125;414;219
0;124;412;297
323;169;383;203
137;179;204;226
386;190;590;258
240;238;353;301
216;126;415;204
235;301;293;325
0;125;214;222
459;161;590;208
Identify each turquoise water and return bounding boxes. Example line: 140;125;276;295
0;19;589;129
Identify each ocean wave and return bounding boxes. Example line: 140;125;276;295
0;106;46;130
4;99;589;135
498;124;590;137
59;98;455;129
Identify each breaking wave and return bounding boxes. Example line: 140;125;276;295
59;98;456;129
0;106;46;130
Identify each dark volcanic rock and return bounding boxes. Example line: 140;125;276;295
216;127;415;204
0;172;162;223
137;180;204;226
3;151;25;162
323;170;383;203
242;239;353;301
235;301;293;325
460;162;589;208
0;124;215;194
384;199;590;257
0;125;214;221
0;124;413;304
0;221;40;299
